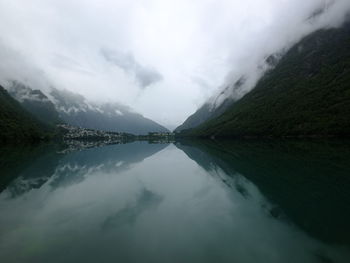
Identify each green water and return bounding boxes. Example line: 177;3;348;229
0;140;349;263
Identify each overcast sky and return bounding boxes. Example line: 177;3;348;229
0;0;349;129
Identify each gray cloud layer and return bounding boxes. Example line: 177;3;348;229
101;49;163;89
0;0;350;128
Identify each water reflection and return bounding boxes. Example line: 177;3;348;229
102;188;163;230
1;142;167;197
0;140;349;263
0;144;63;195
176;140;350;245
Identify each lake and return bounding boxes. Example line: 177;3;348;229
0;140;350;263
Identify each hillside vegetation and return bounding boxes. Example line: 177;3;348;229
185;22;350;138
0;86;51;143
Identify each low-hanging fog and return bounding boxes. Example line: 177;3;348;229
0;0;349;129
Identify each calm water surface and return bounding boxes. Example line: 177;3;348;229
0;140;350;263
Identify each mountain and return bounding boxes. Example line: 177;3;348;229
49;88;169;135
0;85;50;142
7;83;169;135
181;21;350;138
8;82;62;125
175;55;280;133
174;77;245;132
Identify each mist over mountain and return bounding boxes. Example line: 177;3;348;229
50;88;169;135
176;3;350;132
1;1;350;138
2;0;350;128
1;2;350;262
175;76;250;132
6;83;169;135
181;20;350;138
8;82;62;125
0;85;50;142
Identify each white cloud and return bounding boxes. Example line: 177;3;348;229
101;48;163;89
0;0;349;128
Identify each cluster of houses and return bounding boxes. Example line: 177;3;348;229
58;124;128;141
56;124;176;150
148;132;175;137
57;124;135;152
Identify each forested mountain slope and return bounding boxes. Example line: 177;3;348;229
185;22;350;138
0;86;49;142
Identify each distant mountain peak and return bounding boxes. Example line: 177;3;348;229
8;81;50;103
6;82;169;135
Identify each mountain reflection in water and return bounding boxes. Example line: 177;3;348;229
0;140;349;263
